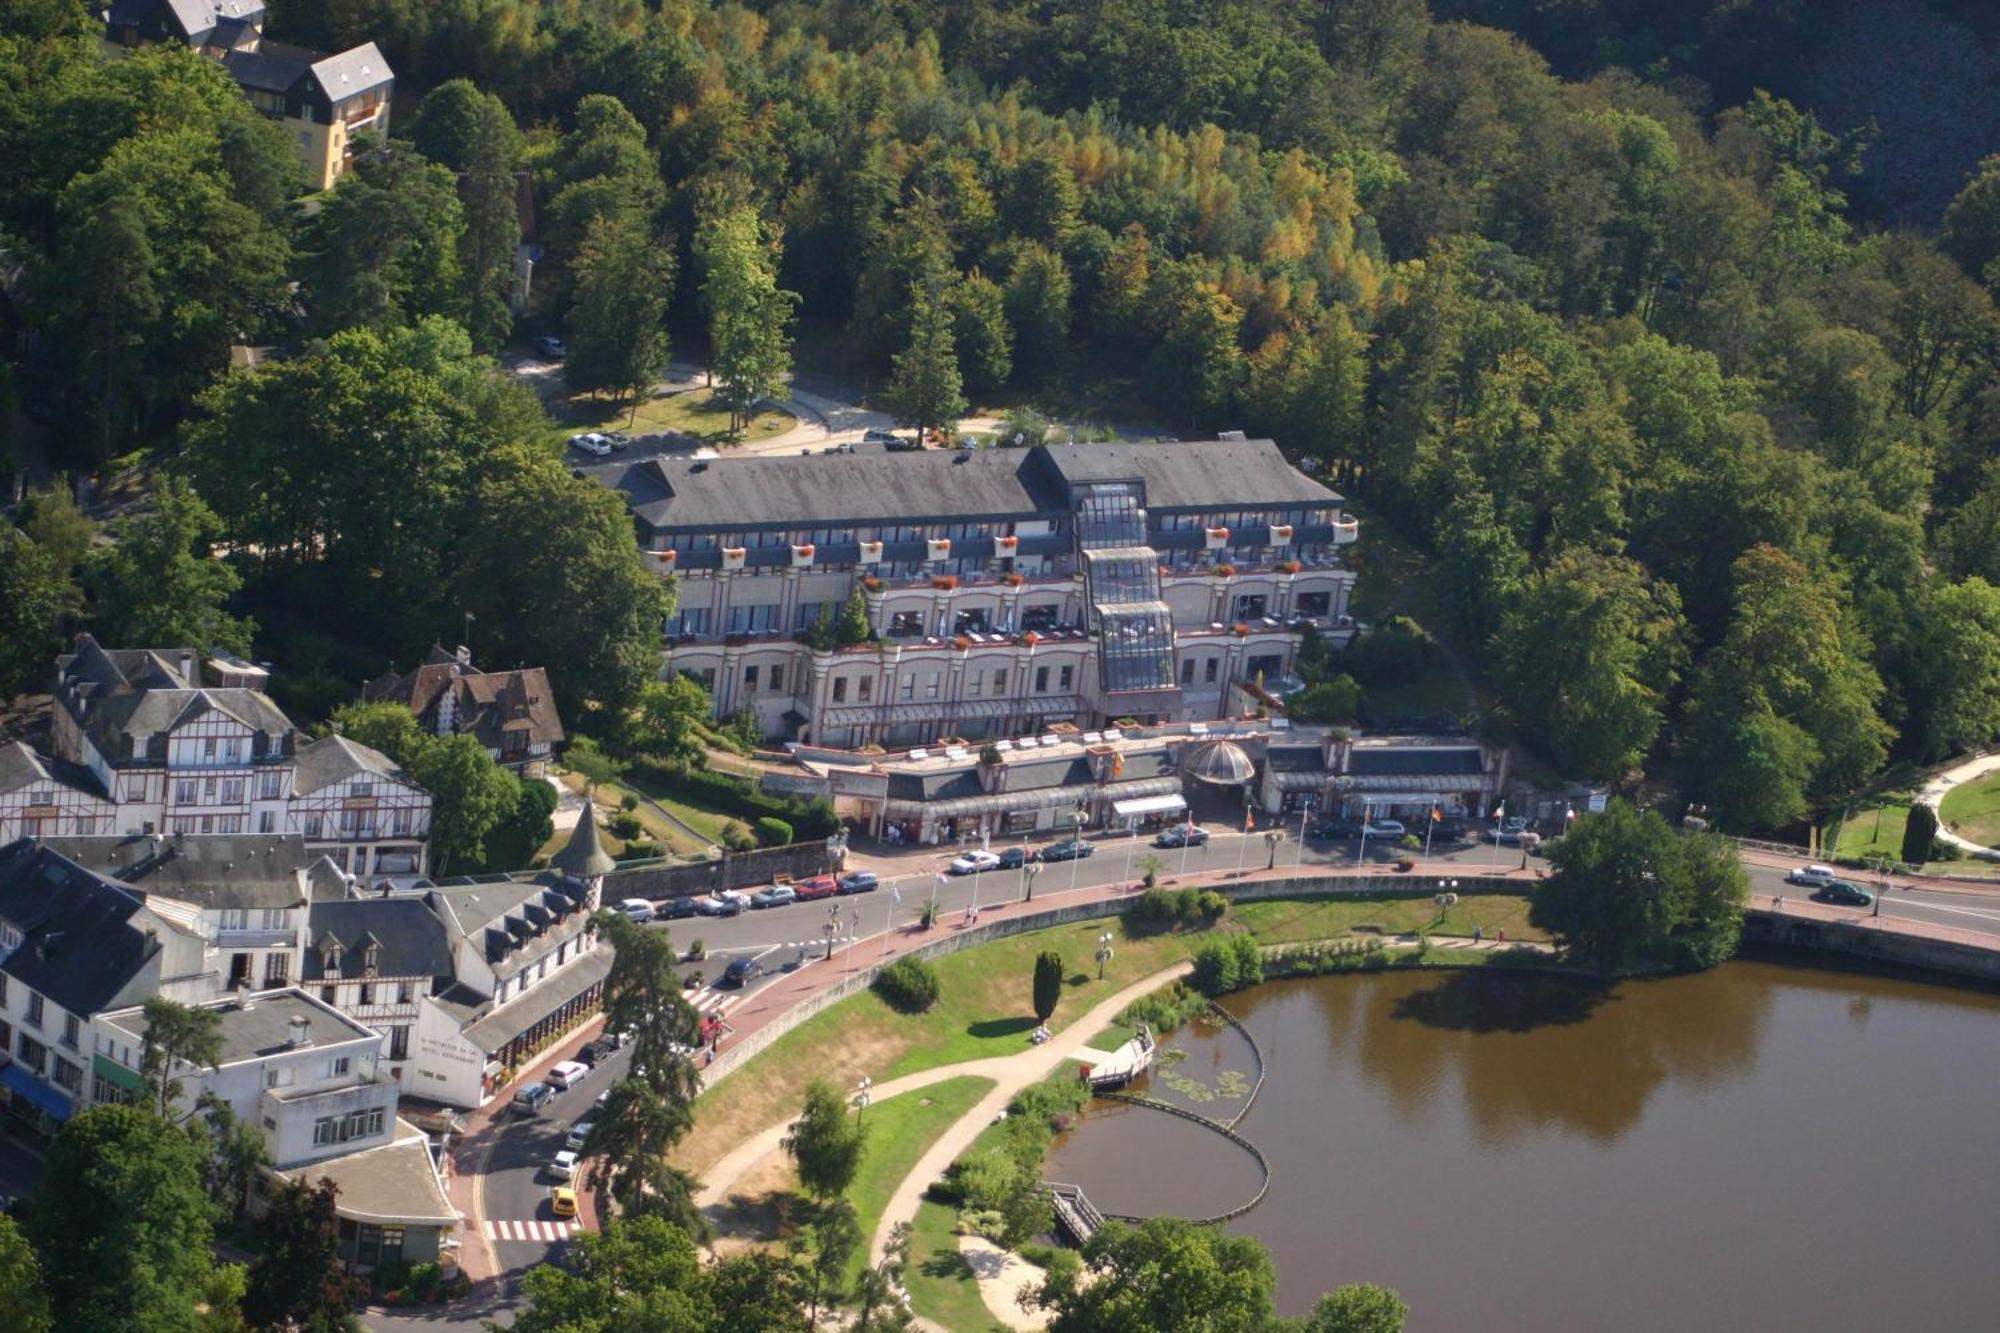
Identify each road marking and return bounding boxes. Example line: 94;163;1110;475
1891;897;2000;925
485;1219;581;1242
690;988;741;1015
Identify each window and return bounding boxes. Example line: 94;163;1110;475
26;992;42;1028
51;1057;81;1095
175;779;197;804
221;778;244;803
832;677;847;704
357;983;374;1006
888;611;924;638
1205;658;1219;684
725;603;782;634
16;1034;46;1074
265;1065;295;1089
304;815;324;838
204;739;217;759
1022;604;1060;633
769;665;785;694
1248;654;1283;680
1059;666;1073;692
743;665;759;691
389;1025;410;1060
795;601;830;631
925;673;941;699
217;815;242;834
125;776;147;801
311;1107;385;1146
320;985;337;1004
264;954;289;986
204;777;218;799
326;1056;351;1079
857;677;873;702
1296;591;1331;617
219;909;249;932
1035;666;1050;694
260;772;283;799
1233;594;1268;621
92;1074;136;1106
674;607;712;636
61;1014;78;1051
397;982;413;1004
1180;658;1195;685
258;811;276;833
898;675;914;701
0;974;7;1004
966;672;983;699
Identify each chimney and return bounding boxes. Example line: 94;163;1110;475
287;1015;313;1048
179;651;194;684
455;644;472;667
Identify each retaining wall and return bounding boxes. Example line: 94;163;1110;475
607;840;836;901
1744;910;2000;982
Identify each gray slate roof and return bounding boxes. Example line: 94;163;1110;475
601;439;1341;534
0;840;168;1016
102;989;375;1066
293;734;405;796
0;742;109;800
55;635;296;765
40;833;309;911
1349;748;1485;777
305;898;454;982
309;41;393;100
461;949;613;1055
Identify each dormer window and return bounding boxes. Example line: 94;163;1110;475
322;945;340;974
363;942;380;976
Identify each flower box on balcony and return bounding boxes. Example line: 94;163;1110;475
791;544;816;567
721;547;747;570
658;549;677;568
927;538;953;561
952;635;972;651
932;574;959;591
863;576;884;592
1281;560;1302;575
1213;564;1237;578
1020;631;1043;647
1002;572;1025;586
995;534;1019;556
1205;527;1230;549
1233;622;1251;636
859;540;884;564
1269;524;1294;546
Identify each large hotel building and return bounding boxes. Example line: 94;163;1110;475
588;439;1359;749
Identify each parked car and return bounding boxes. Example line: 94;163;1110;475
750;885;797;909
703;893;745;917
884;434;923;452
793;875;840;901
575;1039;614;1067
718;888;754;909
837;870;880;895
951;849;1002;875
1426;819;1469;842
569;432;613;457
512;1081;554;1115
548;1149;579;1181
533;335;566;359
1040;838;1095;862
1491;817;1531;845
617;897;656;924
1313;819;1364;840
565;1120;594;1151
1813;880;1875;908
861;428;902;446
1362;820;1406;838
602;430;630;448
1153;824;1209;848
546;1060;590;1091
997;847;1029;870
657;895;699;919
720;956;764;988
1786;864;1838;888
550;1186;578;1218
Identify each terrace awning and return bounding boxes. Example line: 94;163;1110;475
1111;794;1187;819
885;776;1182;821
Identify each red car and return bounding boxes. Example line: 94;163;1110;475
792;875;840;901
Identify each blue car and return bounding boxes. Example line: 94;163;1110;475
837;871;880;895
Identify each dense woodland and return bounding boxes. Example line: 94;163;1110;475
2;0;1999;834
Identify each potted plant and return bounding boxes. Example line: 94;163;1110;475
863;576;884;592
919;899;942;930
1003;572;1025;586
952;634;972;650
1214;563;1237;578
1020;630;1043;646
932;574;959;590
1393;857;1414;873
687;938;707;961
1281;559;1302;575
1232;622;1251;636
979;743;1005;766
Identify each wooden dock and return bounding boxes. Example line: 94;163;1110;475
1080;1024;1155;1091
1044;1180;1107;1244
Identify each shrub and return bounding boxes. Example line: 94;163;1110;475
1134;887;1179;927
1343;614;1436;686
755;816;794;847
875;957;941;1013
1032;950;1063;1022
616;839;660;860
1197;890;1230;922
1191;934;1263;996
1901;802;1939;865
1117;980;1209;1033
609;812;643;840
619;794;638;812
722;820;756;852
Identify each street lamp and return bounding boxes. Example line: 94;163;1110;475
824;904;841;959
1095;931;1115;980
1023;861;1042;904
1068;807;1088;892
854;1076;873;1125
1264;828;1284;869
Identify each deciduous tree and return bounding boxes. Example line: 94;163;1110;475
244;1178;363;1332
885;272;966;440
696;206;797;435
1307;1282;1409;1333
782;1079;865;1203
566;213;674;413
1032;1214;1280;1333
139;995;223;1120
1532;800;1748;970
411;733;523;873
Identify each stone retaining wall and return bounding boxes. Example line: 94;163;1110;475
608;840;836;901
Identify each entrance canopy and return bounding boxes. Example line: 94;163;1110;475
1111;794;1187;820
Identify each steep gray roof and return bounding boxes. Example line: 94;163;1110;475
0;743;109;800
54;636;297;765
309;41;393;100
293;734;405;796
1348;748;1485;777
549;810;614;878
304;899;454;982
0;840;171;1016
41;833;309;911
1034;439;1340;510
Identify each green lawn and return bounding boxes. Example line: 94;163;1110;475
1939;768;2000;848
1086;1020;1139;1053
679;892;1537;1173
843;1076;995;1286
540;772;710;858
906;1199;1011;1333
546;386;793;448
1828;799;1913;862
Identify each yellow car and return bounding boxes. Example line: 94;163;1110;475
550;1186;578;1218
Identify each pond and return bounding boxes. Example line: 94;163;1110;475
1044;961;2000;1329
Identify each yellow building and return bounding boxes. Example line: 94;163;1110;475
106;0;394;192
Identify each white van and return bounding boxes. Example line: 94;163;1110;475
618;898;656;923
1785;864;1837;888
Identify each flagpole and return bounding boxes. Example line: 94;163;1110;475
1423;794;1436;863
1296;805;1309;867
1236;793;1253;874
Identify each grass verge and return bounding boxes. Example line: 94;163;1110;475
546;387;793;448
1828;799;1913;862
1939;768;2000;848
906;1198;1010;1333
677;892;1536;1173
843;1076;994;1286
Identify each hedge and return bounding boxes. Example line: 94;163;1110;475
874;957;941;1013
755;816;794;847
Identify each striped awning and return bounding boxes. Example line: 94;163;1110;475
1273;770;1329;792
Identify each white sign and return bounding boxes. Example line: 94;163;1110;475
1586;792;1608;814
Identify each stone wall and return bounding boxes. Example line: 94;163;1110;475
1744;910;2000;982
605;840;836;902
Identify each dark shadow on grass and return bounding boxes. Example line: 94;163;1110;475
967;1015;1037;1040
1389;969;1617;1034
920;1247;980;1281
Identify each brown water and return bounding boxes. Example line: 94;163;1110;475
1044;962;2000;1330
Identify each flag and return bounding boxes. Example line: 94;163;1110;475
1566;807;1577;822
1245;808;1256;832
1432;804;1443;823
1492;801;1505;821
891;885;902;903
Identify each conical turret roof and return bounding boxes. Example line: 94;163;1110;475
551;804;616;878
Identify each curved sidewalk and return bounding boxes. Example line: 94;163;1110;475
1919;753;2000;859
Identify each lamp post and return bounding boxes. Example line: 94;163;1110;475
1068;807;1088;892
854;1076;873;1126
1095;931;1115;980
824;904;840;959
1264;828;1284;869
1023;861;1042;904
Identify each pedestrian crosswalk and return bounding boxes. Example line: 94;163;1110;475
485;1219;582;1243
689;988;741;1016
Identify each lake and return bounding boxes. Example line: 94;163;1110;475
1045;960;2000;1330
